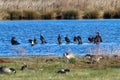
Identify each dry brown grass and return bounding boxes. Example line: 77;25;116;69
0;58;12;63
0;0;119;11
0;0;120;20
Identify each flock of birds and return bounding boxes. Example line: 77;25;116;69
0;52;104;74
0;55;71;74
0;32;103;74
11;32;102;46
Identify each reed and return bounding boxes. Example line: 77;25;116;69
7;10;22;20
62;10;79;19
22;10;40;20
82;10;99;19
0;0;120;20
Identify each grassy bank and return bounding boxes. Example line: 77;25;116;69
0;0;120;20
0;55;120;80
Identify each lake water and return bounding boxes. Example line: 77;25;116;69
0;20;120;57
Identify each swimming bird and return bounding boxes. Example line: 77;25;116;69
77;36;82;44
88;36;95;43
64;35;70;44
58;34;62;45
11;37;20;45
94;32;102;44
73;36;77;44
28;37;37;46
40;34;47;44
0;66;16;74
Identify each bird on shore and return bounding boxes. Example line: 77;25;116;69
63;52;75;59
57;68;70;74
21;63;35;71
84;54;103;64
0;66;16;74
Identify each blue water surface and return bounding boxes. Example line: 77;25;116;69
0;20;120;57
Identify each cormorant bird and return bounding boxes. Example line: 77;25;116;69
58;34;62;45
77;36;82;44
73;36;77;44
11;37;20;45
94;32;102;44
40;34;47;44
88;36;95;43
65;35;70;44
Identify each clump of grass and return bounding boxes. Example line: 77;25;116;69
41;10;63;20
112;9;120;19
7;10;22;20
103;9;120;19
82;10;99;19
6;10;40;20
62;10;79;19
41;12;53;19
22;10;40;20
69;58;77;64
103;10;115;19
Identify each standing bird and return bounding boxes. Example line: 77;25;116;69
73;36;77;44
40;34;47;44
65;35;70;44
11;37;20;45
0;66;16;74
58;34;62;45
77;36;82;44
88;36;95;43
28;37;37;46
33;37;37;44
94;32;102;44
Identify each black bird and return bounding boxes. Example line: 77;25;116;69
73;36;77;44
28;39;35;46
94;32;102;44
0;66;16;74
65;35;70;44
11;37;20;45
77;36;82;44
58;34;62;45
88;36;94;43
28;37;37;46
21;63;27;70
33;37;37;44
40;34;47;44
57;69;70;74
21;63;35;71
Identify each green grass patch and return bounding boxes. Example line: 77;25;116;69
0;56;120;80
